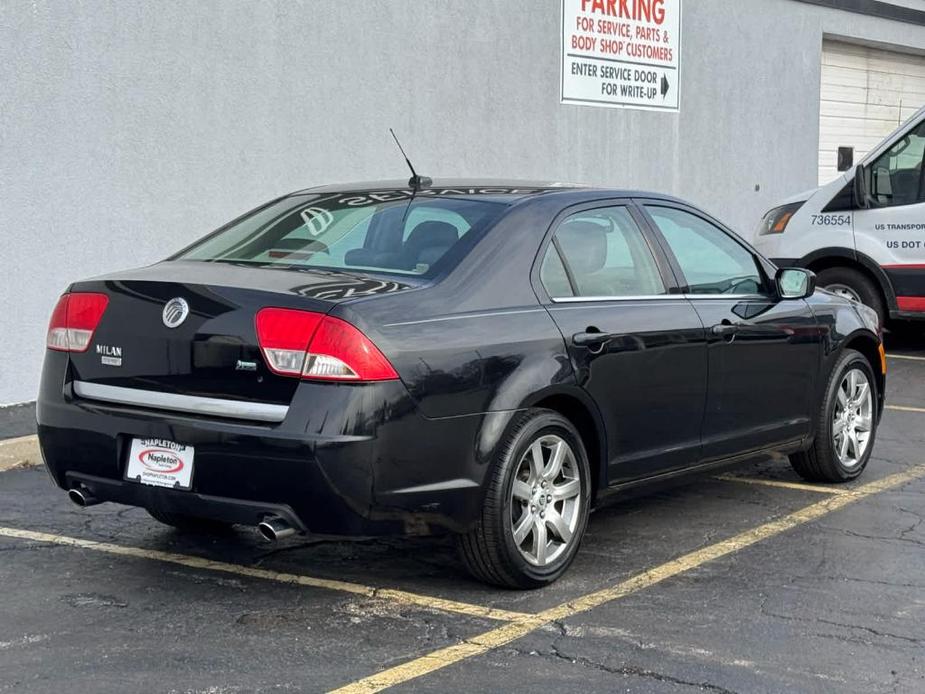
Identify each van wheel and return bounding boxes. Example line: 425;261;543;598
458;409;591;589
816;267;885;325
790;349;878;483
146;508;233;533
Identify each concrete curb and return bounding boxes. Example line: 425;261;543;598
0;402;36;439
0;435;40;472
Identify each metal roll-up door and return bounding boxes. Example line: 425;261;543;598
819;40;925;184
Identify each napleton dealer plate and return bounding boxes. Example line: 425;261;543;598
126;438;194;490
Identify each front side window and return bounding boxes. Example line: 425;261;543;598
540;206;666;298
646;207;766;296
869;121;925;208
175;194;508;276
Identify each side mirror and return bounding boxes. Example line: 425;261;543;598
852;164;869;209
777;268;816;300
837;146;854;172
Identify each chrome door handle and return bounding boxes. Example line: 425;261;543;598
711;323;739;337
573;331;612;347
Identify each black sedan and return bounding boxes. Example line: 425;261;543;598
37;180;885;588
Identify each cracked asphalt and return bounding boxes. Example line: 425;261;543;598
2;334;925;693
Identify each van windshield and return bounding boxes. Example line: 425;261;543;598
175;193;509;277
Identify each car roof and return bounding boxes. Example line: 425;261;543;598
291;178;686;205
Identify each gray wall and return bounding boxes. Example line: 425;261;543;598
2;0;925;404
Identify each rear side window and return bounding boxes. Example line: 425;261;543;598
540;245;573;298
646;206;765;296
541;206;666;298
175;194;507;277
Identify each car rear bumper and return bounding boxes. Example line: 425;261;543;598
64;471;310;531
37;352;510;536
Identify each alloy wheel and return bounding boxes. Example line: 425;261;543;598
832;367;874;469
509;434;582;566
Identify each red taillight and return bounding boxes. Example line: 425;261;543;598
46;293;109;352
255;308;398;382
306;315;399;381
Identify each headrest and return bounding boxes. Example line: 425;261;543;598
344;248;379;266
557;221;608;274
405;221;459;251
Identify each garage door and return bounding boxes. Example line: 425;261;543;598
818;40;925;185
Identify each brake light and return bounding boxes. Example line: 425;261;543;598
46;293;109;352
255;308;398;382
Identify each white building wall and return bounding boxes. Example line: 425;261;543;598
2;0;925;404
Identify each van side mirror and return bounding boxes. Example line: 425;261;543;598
852;164;870;209
837;146;854;172
777;268;816;300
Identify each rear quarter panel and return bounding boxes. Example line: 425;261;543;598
805;290;885;416
333;198;578;420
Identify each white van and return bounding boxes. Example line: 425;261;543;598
754;105;925;326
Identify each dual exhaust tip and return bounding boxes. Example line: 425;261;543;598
257;516;297;542
67;487;99;507
67;487;296;542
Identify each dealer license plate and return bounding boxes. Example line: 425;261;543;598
126;438;195;490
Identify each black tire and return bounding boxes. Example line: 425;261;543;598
816;266;885;326
146;507;233;533
790;349;878;483
458;409;592;589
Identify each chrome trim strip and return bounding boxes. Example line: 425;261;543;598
72;381;289;423
551;295;681;303
550;293;767;303
683;294;767;300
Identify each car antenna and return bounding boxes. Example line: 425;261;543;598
389;128;432;191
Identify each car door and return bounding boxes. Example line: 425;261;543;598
854;118;925;311
640;202;822;462
536;202;708;483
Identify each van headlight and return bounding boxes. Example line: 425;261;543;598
757;201;805;236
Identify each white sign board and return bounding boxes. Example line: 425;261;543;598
561;0;681;112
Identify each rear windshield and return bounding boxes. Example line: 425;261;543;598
174;193;509;277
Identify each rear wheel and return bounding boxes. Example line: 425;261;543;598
816;266;885;326
790;349;878;483
146;507;233;534
458;409;591;588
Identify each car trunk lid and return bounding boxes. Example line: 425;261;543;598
66;261;415;409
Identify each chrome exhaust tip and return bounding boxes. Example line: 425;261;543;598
67;487;99;507
257;516;296;542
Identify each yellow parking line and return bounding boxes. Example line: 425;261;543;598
886;404;925;414
886;353;925;362
331;464;925;693
0;527;532;623
714;474;849;494
331;619;545;694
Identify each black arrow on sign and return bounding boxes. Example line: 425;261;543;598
660;74;670;98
